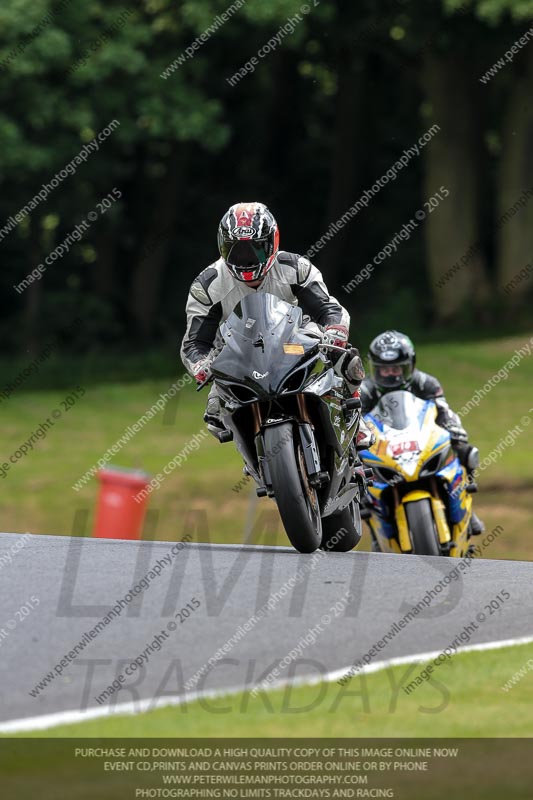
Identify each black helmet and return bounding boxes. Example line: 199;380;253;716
368;330;416;391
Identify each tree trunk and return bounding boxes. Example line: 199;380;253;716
496;46;533;303
263;49;300;189
323;40;363;282
22;218;43;353
91;229;116;300
422;52;490;323
130;152;181;340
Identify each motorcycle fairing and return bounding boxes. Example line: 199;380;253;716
211;294;320;398
361;390;473;557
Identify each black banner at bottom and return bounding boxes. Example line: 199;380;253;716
1;739;532;800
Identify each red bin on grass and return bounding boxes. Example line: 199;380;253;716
93;466;151;540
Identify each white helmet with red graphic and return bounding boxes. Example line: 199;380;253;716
217;202;280;283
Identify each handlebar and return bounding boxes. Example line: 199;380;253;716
319;343;350;355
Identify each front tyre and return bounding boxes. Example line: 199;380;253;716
263;423;322;553
321;502;362;552
404;498;441;556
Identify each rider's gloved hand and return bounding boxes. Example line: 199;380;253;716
356;421;376;450
193;357;212;385
322;324;349;349
447;424;468;444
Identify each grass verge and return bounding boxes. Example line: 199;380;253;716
7;641;533;738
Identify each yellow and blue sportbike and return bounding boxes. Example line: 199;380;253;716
360;390;474;557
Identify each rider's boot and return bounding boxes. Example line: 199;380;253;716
203;395;225;438
470;511;485;536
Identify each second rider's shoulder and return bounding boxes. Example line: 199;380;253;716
412;369;444;398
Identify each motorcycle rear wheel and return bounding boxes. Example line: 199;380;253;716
263;422;322;554
404;498;441;556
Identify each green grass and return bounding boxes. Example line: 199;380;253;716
416;335;533;483
0;332;531;553
11;642;533;738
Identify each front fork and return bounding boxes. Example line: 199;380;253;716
253;396;326;497
392;483;454;554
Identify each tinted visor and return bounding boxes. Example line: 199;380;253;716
221;239;270;271
370;359;412;389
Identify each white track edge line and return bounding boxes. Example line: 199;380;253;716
2;634;533;734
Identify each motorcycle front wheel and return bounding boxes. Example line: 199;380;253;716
263;422;322;553
321;501;362;552
404;498;441;556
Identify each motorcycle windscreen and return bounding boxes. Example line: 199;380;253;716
369;390;429;431
211;293;319;393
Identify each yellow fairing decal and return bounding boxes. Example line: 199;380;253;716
430;497;452;545
371;520;402;554
450;494;473;557
402;490;431;503
395;502;413;553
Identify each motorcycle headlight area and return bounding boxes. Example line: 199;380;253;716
420;445;452;477
280;365;309;393
372;465;404;485
220;383;259;404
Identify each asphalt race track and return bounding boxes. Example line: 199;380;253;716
1;533;532;728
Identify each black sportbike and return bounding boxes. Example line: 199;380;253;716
198;293;371;553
